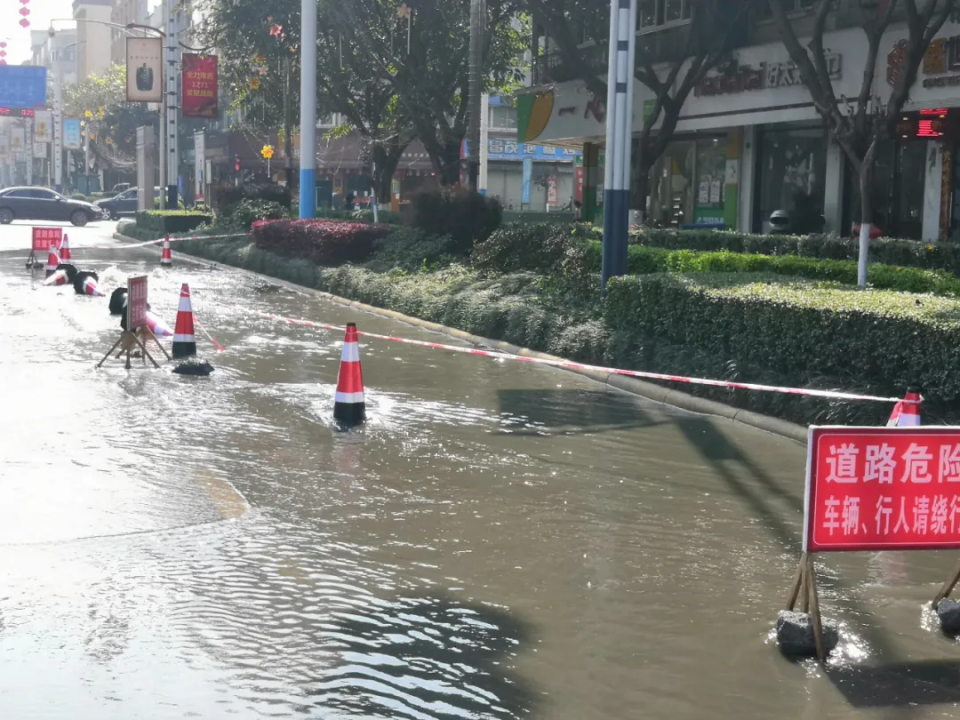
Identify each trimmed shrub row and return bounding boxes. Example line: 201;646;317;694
251;219;393;265
135;210;212;234
630;226;960;276
413;188;503;254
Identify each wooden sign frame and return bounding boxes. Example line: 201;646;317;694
97;275;171;369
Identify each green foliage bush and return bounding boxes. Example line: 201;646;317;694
472;222;595;274
217;183;292;211
69;193;90;202
414;188;502;253
251;218;392;265
366;227;459;272
314;207;402;224
630;226;960;275
225;199;286;229
135;210;213;234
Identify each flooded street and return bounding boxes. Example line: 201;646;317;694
2;222;960;719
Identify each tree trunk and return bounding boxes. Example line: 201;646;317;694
855;137;879;288
435;142;462;186
371;140;406;208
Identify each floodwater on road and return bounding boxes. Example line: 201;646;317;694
1;223;959;719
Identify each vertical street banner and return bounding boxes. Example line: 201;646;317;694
126;37;163;103
181;54;218;119
127;275;148;331
63;118;81;150
522;157;532;205
805;427;960;552
33;141;46;159
546;176;559;208
10;126;24;154
194;131;206;201
34;110;52;143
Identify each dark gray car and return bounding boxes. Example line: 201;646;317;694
0;187;101;226
95;187;161;220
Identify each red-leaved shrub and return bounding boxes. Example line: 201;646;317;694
251;219;392;265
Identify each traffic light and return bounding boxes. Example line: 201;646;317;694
235;156;241;172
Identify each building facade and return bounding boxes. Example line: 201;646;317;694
110;0;150;66
522;3;960;241
74;0;113;80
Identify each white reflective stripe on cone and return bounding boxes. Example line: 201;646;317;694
899;413;921;426
340;342;360;362
334;392;365;404
173;334;196;343
178;299;192;311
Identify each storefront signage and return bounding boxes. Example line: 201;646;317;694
463;138;579;162
897;108;959;139
696;54;842;97
921;35;960;87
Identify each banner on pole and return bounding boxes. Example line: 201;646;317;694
805;426;960;552
127;275;148;331
32;227;62;253
181;54;218;119
126;37;163;103
34;110;52;142
33;141;46;159
10;127;24;153
63;118;81;150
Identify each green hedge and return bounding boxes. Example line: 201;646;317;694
581;243;960;296
630;227;960;275
135;210;212;234
604;274;960;415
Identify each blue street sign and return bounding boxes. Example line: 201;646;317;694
0;66;47;108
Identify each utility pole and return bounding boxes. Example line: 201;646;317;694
479;93;489;194
163;0;179;208
466;0;484;191
601;0;637;290
49;27;64;193
298;0;317;217
284;55;294;190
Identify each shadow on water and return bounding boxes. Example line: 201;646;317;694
311;592;536;719
495;388;665;436
675;416;960;714
827;661;960;707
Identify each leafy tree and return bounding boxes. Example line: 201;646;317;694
524;0;755;218
768;0;955;285
62;64;157;174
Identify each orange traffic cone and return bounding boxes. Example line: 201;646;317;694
333;323;365;426
43;268;69;286
59;233;71;261
44;242;60;278
160;235;172;266
145;310;174;338
74;271;104;297
887;389;922;427
172;283;197;358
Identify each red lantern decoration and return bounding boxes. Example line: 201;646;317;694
20;19;29;27
0;42;7;48
20;8;30;16
0;61;6;66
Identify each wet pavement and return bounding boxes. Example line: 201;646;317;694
1;221;960;719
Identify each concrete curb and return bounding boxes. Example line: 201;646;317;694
114;232;808;444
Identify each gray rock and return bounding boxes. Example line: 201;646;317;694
937;598;960;635
776;610;839;658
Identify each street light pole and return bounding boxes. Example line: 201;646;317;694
298;0;317;218
466;0;484;191
163;0;179;208
601;0;637;291
50;29;64;193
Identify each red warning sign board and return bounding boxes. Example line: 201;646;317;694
127;274;148;331
805;427;960;552
32;227;61;252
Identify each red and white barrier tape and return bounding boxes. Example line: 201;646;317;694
73;232;250;251
254;310;906;405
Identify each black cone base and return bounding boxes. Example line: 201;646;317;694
172;341;197;359
109;287;127;315
57;264;78;282
334;402;366;426
73;271;99;295
173;361;214;376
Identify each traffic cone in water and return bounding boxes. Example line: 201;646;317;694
59;233;71;261
74;270;104;297
44;243;60;278
887;390;922;427
145;310;174;338
43;263;75;286
333;323;365;426
160;235;172;266
172;283;197;358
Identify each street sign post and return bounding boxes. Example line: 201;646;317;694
127;275;148;331
27;227;61;269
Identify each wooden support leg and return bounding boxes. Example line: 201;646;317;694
143;328;171;360
131;333;161;369
786;553;807;611
97;335;125;368
933;556;960;608
807;554;826;664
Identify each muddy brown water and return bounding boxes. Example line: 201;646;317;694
1;231;959;719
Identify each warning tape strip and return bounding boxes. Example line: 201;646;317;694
254;310;907;405
72;232;250;251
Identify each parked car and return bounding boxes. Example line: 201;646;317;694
110;182;132;196
0;186;102;226
95;186;161;220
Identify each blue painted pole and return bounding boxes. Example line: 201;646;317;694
299;0;317;218
601;0;637;291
